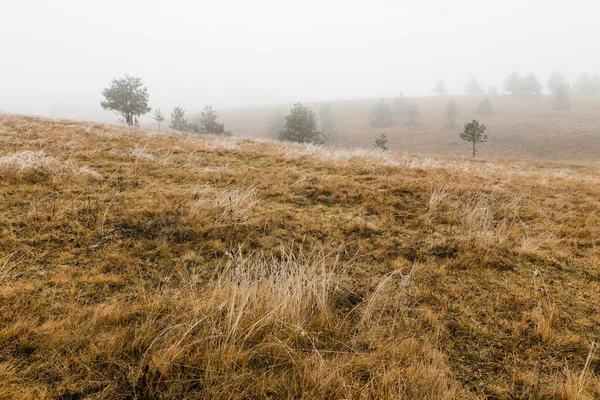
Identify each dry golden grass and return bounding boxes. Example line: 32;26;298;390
1;113;599;399
219;95;600;166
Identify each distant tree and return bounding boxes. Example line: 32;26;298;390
522;73;543;96
170;106;189;132
503;71;523;95
394;92;409;116
487;85;499;96
553;83;571;110
100;75;151;126
279;103;325;144
433;79;448;96
574;73;600;96
445;99;459;127
503;72;542;97
370;98;394;127
374;134;388;151
319;102;336;134
460;120;488;158
547;71;567;95
588;74;600;95
573;73;589;95
406;102;420;125
198;105;231;137
465;77;485;96
476;96;494;117
186;121;201;134
153;108;165;130
266;109;286;138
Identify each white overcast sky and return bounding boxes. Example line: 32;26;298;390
0;0;598;120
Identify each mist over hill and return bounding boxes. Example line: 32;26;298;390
218;95;600;165
2;0;600;398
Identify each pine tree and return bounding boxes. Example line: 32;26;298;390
574;73;600;96
370;98;394;127
406;102;420;125
374;134;388;151
198;105;231;137
522;73;542;96
553;83;571;110
503;71;523;95
445;99;459;127
465;77;485;96
476;97;494;117
394;93;409;116
460;120;488;158
433;79;448;96
170;106;189;132
487;85;499;96
153;109;165;130
279;103;325;144
319;102;336;134
266;110;286;139
547;71;567;95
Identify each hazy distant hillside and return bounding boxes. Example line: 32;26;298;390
1;114;599;399
220;95;600;165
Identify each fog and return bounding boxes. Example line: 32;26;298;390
1;0;598;122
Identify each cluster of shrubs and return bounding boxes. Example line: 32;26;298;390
369;94;421;128
369;95;493;130
166;105;231;136
461;71;600;110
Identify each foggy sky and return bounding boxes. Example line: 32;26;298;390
1;0;598;121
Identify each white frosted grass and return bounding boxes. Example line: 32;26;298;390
0;150;102;180
130;145;154;162
280;142;401;167
274;141;600;185
203;137;241;151
202;164;231;173
189;184;260;223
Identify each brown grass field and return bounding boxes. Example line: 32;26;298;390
0;113;599;399
220;95;600;166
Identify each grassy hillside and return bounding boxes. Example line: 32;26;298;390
220;95;600;165
1;114;599;399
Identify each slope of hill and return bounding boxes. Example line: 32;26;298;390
0;114;599;399
219;95;600;165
